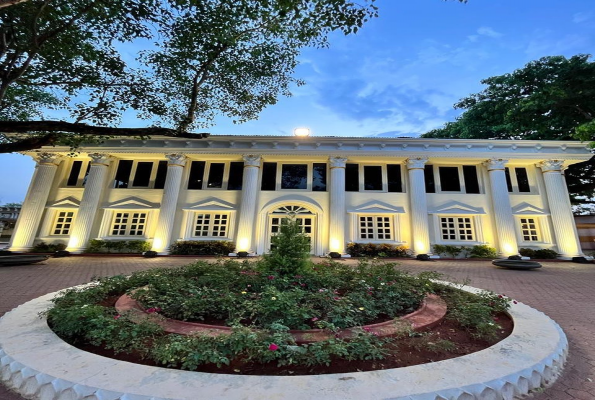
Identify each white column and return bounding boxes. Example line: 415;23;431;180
152;154;187;254
235;155;261;253
485;158;518;257
9;153;62;252
329;157;348;253
538;160;582;258
66;153;112;253
406;157;431;255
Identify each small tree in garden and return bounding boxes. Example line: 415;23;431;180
262;218;311;276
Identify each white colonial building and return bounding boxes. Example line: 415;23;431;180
8;135;593;258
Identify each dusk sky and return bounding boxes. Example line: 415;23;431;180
2;0;594;204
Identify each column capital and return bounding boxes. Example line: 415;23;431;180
88;153;112;166
484;158;509;171
405;157;429;170
165;153;187;166
329;156;348;169
34;152;62;165
538;159;565;173
242;154;261;167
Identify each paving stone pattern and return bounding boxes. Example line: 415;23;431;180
0;256;593;400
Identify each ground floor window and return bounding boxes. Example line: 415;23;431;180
359;215;393;240
440;216;475;241
52;211;75;235
519;217;540;242
194;213;229;237
111;212;147;236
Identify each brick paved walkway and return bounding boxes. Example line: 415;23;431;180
1;256;593;400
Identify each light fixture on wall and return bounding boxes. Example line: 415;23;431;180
293;127;311;137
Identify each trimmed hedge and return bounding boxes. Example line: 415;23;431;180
86;239;151;254
31;241;66;253
519;248;558;259
346;242;411;258
169;240;235;255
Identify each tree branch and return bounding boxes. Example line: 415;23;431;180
0;0;29;9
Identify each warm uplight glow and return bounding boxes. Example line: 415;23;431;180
293;127;311;137
330;238;341;252
238;237;250;252
152;238;164;252
502;243;515;255
415;241;429;254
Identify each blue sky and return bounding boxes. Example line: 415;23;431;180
2;0;594;204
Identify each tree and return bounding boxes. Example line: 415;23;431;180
0;0;379;153
422;55;595;204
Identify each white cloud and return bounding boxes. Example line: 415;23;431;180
573;11;593;24
477;26;503;38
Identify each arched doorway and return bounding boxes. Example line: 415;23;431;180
266;205;316;254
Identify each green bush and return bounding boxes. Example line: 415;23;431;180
468;245;498;258
432;244;463;258
31;241;66;253
168;240;235;255
346;242;411;258
519;248;535;258
85;239;151;254
533;248;558;259
262;218;311;275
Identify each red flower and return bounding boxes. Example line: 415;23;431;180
114;315;121;320
513;300;518;304
311;317;319;322
268;343;279;351
268;275;275;280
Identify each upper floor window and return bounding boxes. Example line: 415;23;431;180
261;162;327;191
425;165;480;194
187;161;244;190
65;160;90;187
114;160;167;189
345;164;403;192
505;167;531;193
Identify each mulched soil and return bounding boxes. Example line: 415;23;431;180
69;295;513;376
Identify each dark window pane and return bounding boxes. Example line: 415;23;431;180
505;168;513;192
132;162;153;187
187;161;206;190
228;162;244;190
364;166;382;190
154;161;168;189
424;165;435;193
387;164;402;192
281;164;307;189
66;161;82;186
261;162;277;191
463;165;480;194
82;163;90;187
312;163;327;191
345;164;359;192
516;168;530;192
114;160;133;188
439;167;461;191
207;163;225;188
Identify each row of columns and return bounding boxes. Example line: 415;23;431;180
9;153;583;258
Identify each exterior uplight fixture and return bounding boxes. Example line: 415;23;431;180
293;127;311;137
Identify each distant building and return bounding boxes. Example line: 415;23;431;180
575;215;595;252
8;135;593;259
0;205;21;240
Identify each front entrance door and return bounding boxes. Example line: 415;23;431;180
267;205;315;253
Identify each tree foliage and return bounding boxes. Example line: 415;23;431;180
0;0;378;152
422;55;595;204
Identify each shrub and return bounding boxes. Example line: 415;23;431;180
262;218;311;275
31;241;66;253
85;239;151;254
519;248;535;258
533;248;558;259
346;242;411;258
168;240;235;255
468;245;498;258
432;244;463;258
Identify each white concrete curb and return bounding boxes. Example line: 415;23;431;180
0;285;567;400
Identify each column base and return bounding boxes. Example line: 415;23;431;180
6;246;32;253
65;247;85;254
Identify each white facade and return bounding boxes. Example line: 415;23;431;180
9;135;592;258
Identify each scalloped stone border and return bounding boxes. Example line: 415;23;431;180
115;293;447;343
0;284;568;400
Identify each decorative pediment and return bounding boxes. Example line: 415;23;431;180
348;201;405;214
47;197;80;208
104;197;160;209
183;198;236;211
511;202;549;215
429;201;486;215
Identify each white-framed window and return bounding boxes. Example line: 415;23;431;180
187;160;245;191
194;213;229;237
426;165;481;194
518;217;541;242
64;160;91;187
358;215;393;240
345;163;404;193
113;160;168;189
52;211;75;235
439;216;475;241
110;212;147;236
260;162;328;192
505;166;533;193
